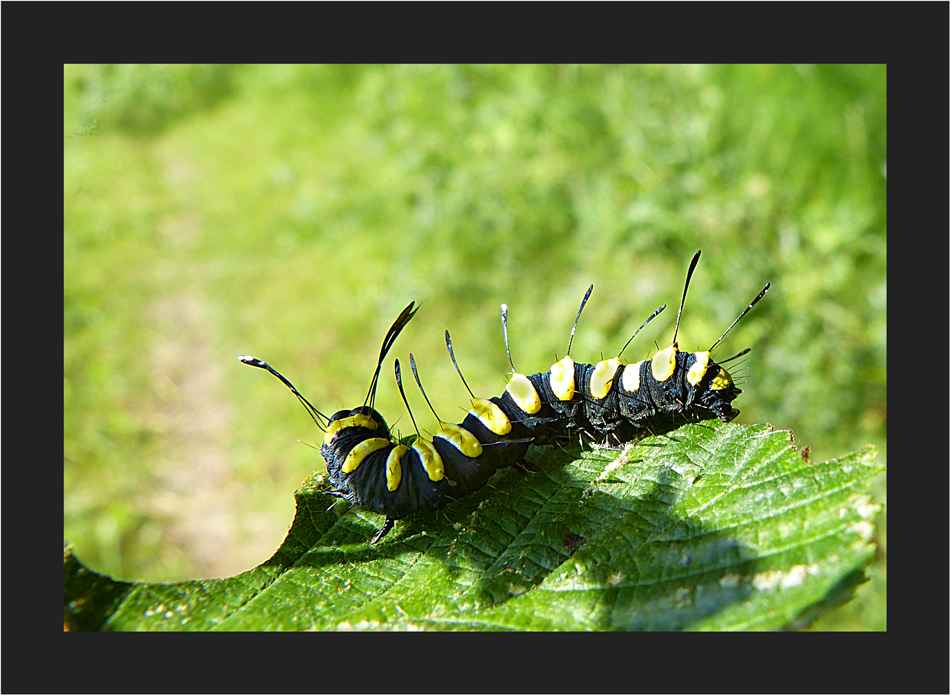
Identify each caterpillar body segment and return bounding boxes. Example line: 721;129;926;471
320;403;528;527
322;407;441;520
241;253;769;544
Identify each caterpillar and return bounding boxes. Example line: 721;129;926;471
240;251;769;544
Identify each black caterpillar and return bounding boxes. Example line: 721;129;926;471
240;251;769;544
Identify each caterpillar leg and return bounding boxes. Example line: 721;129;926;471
370;517;396;545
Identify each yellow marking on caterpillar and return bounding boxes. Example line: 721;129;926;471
651;345;678;382
621;360;645;392
436;422;483;458
687;351;711;386
589;357;622;399
469;398;512;435
506;372;541;414
549;355;576;401
710;366;734;390
324;414;378;446
341;437;390;474
386;445;408;492
412;438;445;481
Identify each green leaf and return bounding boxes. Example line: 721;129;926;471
64;421;881;631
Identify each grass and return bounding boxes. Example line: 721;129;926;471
64;64;885;629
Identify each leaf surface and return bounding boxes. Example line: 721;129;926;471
64;421;881;631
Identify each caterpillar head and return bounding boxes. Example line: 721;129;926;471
698;364;742;422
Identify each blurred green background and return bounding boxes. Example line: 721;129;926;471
64;64;886;629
